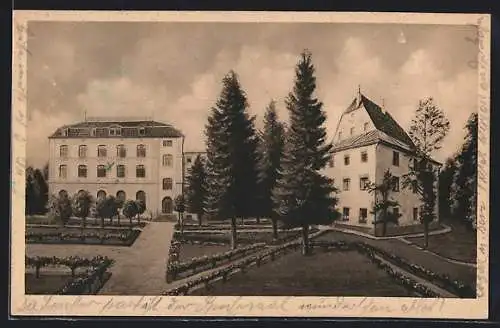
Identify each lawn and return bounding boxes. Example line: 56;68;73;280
405;220;477;263
190;248;415;296
315;231;476;288
178;244;232;262
25;272;75;294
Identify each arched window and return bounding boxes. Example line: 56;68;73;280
78;165;87;178
136;165;146;178
78;145;88;158
58;190;68;198
162;154;173;167
97;190;107;200
117;144;127;158
97;165;107;178
97;145;107;157
116;190;126;203
162;197;173;214
136;191;146;204
59;145;68;158
116;164;126;178
163;178;173;190
59;165;67;179
137;144;146;157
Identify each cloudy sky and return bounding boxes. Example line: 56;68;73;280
26;21;478;168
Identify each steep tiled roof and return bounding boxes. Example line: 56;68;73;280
358;95;416;149
331;130;413;153
49;120;184;139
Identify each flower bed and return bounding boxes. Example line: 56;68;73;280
356;242;475;298
175;224;274;231
163;239;304;295
26;216;146;228
25;229;141;246
25;255;114;295
166;243;266;282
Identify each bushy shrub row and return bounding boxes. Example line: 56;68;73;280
357;242;475;298
163;239;303;295
56;256;114;295
26;230;140;246
25;255;114;278
166;243;266;282
174;223;273;231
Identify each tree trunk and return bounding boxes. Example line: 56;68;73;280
180;213;184;235
129;217;132;226
198;212;203;226
230;217;238;250
301;225;310;256
256;217;260;224
424;221;429;249
71;268;76;278
117;215;120;225
101;217;105;229
382;221;387;237
177;212;181;225
271;218;278;240
35;266;40;279
138;214;141;225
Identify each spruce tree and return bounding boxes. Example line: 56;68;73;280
204;70;260;249
438;157;458;221
452;112;478;230
25;167;36;215
33;168;48;214
186;155;208;226
273;50;340;255
403;97;450;248
257;100;285;238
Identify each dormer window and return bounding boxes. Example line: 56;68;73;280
350;127;354;136
363;122;369;132
138;127;146;136
90;128;97;137
62;128;68;137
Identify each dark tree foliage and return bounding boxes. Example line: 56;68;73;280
273;50;340;255
25;166;49;215
257;100;286;238
204;70;260;249
185;155;208;226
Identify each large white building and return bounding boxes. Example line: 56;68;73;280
324;91;441;233
47;118;186;218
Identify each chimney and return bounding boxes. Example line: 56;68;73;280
356;85;362;107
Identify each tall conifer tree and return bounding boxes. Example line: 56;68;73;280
273;50;340;255
186;155;208;226
204;71;260;249
257;100;285;238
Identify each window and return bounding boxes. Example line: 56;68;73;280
361;151;368;163
343;178;350;191
97;165;107;178
138;127;146;136
350;127;354;136
392;151;400;166
136;165;146;178
359;177;369;190
137;144;146;158
328;155;335;168
359;208;368;223
78;145;87;158
78;165;87;178
59;190;68;198
162;154;173;167
344;155;350;166
393;207;400;218
392;176;400;192
136;191;146;204
163;178;173;190
116;190;126;203
163;140;173;147
97;190;107;200
59;145;68;158
58;165;67;179
109;127;122;136
363;122;369;132
116;165;125;178
413;207;419;221
338;131;342;140
62;128;68;137
117;145;127;158
186;157;192;164
90;128;96;136
97;145;107;157
342;207;350;221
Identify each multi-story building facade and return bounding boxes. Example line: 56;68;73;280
47;118;185;218
323;91;441;232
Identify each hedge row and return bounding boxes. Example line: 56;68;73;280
358;242;475;298
26;230;141;246
166;243;266;282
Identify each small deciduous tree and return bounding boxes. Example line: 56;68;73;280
95;197;108;228
135;200;146;225
403;97;450;248
48;193;72;227
185;155;208;227
366;169;402;236
122;200;138;226
72;190;94;232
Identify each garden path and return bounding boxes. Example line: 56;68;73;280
26;221;175;295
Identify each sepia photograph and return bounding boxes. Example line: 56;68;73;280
11;11;490;318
